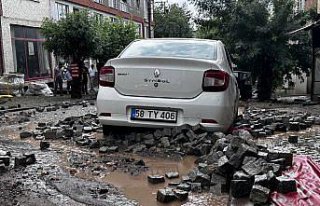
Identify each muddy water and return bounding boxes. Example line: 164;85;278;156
104;155;229;206
104;155;195;206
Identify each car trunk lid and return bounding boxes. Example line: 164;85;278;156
110;57;219;99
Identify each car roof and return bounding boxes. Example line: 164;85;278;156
134;38;222;44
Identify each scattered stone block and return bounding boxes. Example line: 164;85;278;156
157;189;176;203
44;129;57;139
210;173;228;193
14;156;27;167
40;141;50;150
83;126;93;133
0;156;10;166
190;182;202;192
160;137;170;148
242;156;257;165
250;184;270;204
99;146;118;153
173;189;188;201
186;129;197;141
153;130;163;139
218;156;233;175
20;131;33;139
276;176;297;194
289;122;300;131
168;182;180;187
242;158;266;177
64;128;74;138
288;135;298;144
254;174;269;188
165;172;179;179
207;151;224;164
231;179;253;198
148;175;165;184
181;175;191;183
177;183;191;191
25;153;36;165
193;171;211;187
144;139;155;148
233;171;250;180
0;150;10;156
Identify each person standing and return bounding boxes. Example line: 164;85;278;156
54;63;63;96
82;65;89;95
62;66;72;94
70;62;83;99
88;64;97;92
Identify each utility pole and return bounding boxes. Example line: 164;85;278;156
147;0;154;38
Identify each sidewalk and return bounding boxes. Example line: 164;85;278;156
0;94;97;109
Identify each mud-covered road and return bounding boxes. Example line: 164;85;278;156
1;96;320;206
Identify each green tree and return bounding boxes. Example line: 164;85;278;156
41;11;97;64
93;18;138;69
154;3;193;38
191;0;312;100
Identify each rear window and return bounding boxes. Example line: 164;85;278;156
120;40;218;61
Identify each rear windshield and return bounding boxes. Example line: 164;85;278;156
120;40;218;61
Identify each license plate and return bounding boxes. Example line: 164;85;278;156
131;108;177;123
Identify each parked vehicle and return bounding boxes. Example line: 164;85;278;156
97;39;239;133
233;71;252;100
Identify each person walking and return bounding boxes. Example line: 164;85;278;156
82;65;89;95
88;64;97;92
54;63;63;96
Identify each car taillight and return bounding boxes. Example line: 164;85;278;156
203;70;230;92
100;66;115;87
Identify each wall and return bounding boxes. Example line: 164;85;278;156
1;0;51;74
305;0;317;10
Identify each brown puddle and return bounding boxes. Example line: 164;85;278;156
104;155;196;206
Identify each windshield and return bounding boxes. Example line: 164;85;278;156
120;40;218;61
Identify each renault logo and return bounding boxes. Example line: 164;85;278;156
154;69;161;78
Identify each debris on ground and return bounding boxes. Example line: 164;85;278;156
0;73;24;96
1;98;320;205
25;82;54;96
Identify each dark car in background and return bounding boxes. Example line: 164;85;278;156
233;71;252;100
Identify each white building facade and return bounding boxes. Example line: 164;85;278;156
0;0;153;81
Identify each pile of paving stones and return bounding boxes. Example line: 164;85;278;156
19;111;221;158
153;131;297;204
234;108;320;138
0;149;36;173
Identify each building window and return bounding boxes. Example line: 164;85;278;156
108;0;114;8
94;0;103;4
73;7;80;13
11;26;51;80
95;13;103;22
55;3;69;20
120;0;129;12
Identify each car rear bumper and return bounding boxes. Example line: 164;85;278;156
97;87;235;132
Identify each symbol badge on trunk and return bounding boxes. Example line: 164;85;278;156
154;69;161;78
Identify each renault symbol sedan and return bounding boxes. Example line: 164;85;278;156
97;39;239;133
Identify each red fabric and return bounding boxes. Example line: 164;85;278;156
271;155;320;206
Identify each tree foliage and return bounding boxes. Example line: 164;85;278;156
93;19;138;67
41;11;138;67
41;11;97;63
190;0;312;100
154;3;193;38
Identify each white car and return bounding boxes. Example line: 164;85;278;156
97;39;239;133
